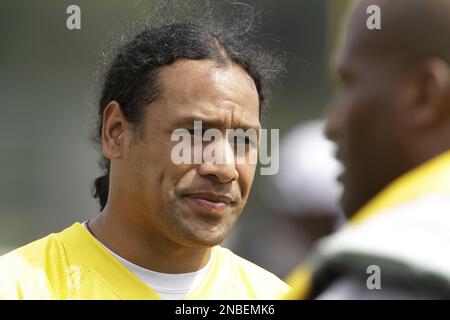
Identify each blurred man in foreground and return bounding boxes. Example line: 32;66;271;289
287;0;450;299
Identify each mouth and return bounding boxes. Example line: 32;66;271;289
183;192;235;215
337;170;346;184
335;146;344;163
335;148;346;184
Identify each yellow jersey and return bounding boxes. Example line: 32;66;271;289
0;222;290;300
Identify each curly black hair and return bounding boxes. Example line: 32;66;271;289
92;1;284;211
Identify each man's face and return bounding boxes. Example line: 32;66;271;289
122;60;260;248
326;23;412;217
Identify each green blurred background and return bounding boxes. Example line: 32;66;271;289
0;0;353;273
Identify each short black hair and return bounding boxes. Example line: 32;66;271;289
92;2;284;211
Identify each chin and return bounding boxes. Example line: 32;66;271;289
341;188;372;219
176;232;228;248
166;220;233;248
341;191;359;219
166;204;240;247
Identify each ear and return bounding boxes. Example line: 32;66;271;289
409;58;450;129
102;101;129;160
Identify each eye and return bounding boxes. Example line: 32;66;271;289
230;134;257;148
334;65;353;90
187;129;206;136
340;71;355;88
240;136;251;145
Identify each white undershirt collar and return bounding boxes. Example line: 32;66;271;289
82;221;212;299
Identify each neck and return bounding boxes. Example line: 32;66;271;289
405;135;450;173
88;205;212;274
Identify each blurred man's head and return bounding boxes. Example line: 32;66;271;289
326;0;450;217
92;17;283;248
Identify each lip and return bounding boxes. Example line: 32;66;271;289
335;147;344;163
337;170;345;183
335;147;346;168
183;192;234;214
185;192;234;204
334;148;346;184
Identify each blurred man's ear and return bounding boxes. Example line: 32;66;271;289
408;58;450;130
102;101;129;160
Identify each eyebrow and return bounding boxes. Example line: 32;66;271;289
171;116;261;131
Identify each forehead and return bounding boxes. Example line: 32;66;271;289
336;26;388;79
337;1;398;72
154;59;260;129
337;17;369;70
337;41;408;89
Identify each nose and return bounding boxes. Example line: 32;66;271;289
198;163;239;184
198;138;239;184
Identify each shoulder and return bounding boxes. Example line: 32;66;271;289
0;233;61;299
305;195;450;299
216;246;291;299
322;194;450;255
0;223;84;274
0;233;60;270
0;223;85;300
316;275;445;300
